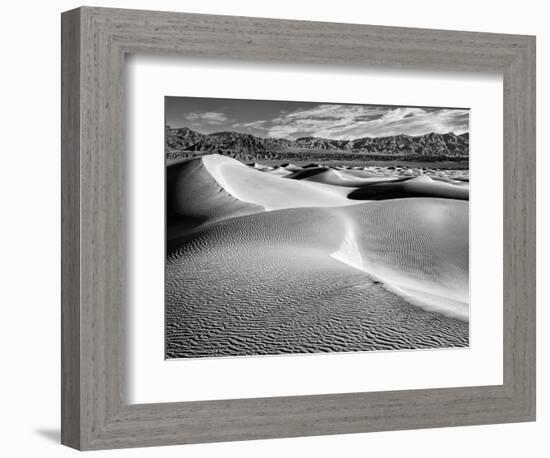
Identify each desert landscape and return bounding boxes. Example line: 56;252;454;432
165;98;469;359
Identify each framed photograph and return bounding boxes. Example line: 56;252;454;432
61;6;536;450
164;97;471;359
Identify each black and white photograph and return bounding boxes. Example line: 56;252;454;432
165;97;470;359
2;0;542;455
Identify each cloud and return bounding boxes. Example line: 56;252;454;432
265;104;468;139
176;103;469;139
232;120;268;130
184;111;227;125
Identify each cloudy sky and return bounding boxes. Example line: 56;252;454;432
166;96;469;140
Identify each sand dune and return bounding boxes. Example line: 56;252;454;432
166;158;263;241
166;154;469;358
348;175;469;200
330;199;468;319
201;154;468;208
286;167;400;186
167;202;468;358
202;154;358;210
271;162;469;200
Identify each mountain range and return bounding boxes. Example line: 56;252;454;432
166;126;469;159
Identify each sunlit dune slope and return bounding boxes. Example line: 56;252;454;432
202;154;359;210
166;198;469;357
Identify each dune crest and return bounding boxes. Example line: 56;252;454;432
166;157;264;241
286;167;399;187
330;199;469;320
202;154;360;210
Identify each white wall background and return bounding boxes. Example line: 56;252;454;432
0;0;546;456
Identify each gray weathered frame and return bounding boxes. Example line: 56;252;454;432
61;6;536;450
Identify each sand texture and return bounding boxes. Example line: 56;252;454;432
166;155;469;358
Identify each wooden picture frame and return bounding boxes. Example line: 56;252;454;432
61;6;536;450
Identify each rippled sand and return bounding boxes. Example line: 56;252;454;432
166;155;469;359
